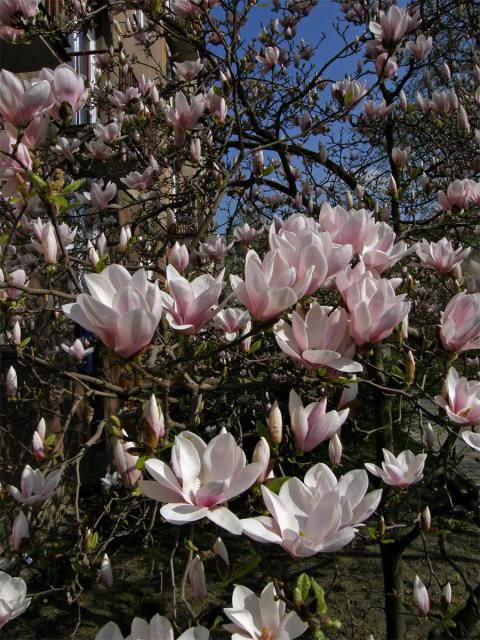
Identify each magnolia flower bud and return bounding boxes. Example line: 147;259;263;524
143;393;165;447
240;320;252;352
442;582;452;609
87;240;99;267
420;506;431;532
268;401;282;444
457;105;470;134
166;209;176;232
252;437;271;483
188;555;207;599
252;150;264;175
424;423;435;448
118;227;128;251
213;537;229;579
388;174;398;196
399;90;408;111
100;553;113;587
190;138;201;163
329;433;342;465
6;366;17;397
405;350;415;385
442;62;451;81
11;511;29;552
319;144;327;163
414;576;430;615
10;321;21;346
33;417;46;460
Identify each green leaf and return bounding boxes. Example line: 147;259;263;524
194;342;208;356
248;339;262;354
265;476;290;493
213;85;223;96
262;164;275;177
311;579;327;615
295;574;310;605
63;179;85;193
0;234;8;245
49;193;70;208
19;337;31;348
313;630;327;640
367;527;377;540
255;420;268;439
230;555;260;582
44;434;56;447
391;364;405;379
136;456;148;470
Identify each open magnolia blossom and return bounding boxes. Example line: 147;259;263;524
161;265;224;334
416;238;471;274
0;572;31;629
345;273;411;346
9;465;61;506
223;582;308;640
95;615;209;640
140;431;262;535
62;265;163;359
242;464;381;558
365;449;427;488
230;249;298;322
289;389;349;452
274;303;362;373
439;291;480;353
462;430;480;452
435;367;480;426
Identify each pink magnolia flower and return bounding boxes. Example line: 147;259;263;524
230;249;298;322
462;431;480;452
256;46;280;72
414;576;430;615
439;291;480;352
162;265;224;334
242;464;381;557
31;221;58;264
11;511;29;552
86;140;113;161
223;582;307;640
331;77;368;107
9;465;61;505
173;58;204;81
214;308;250;340
93;121;122;144
0;130;32;197
406;34;433;60
84;180;117;212
198;235;232;261
0;70;53;126
234;223;263;246
167;242;189;272
140;431;262;535
51;137;80;163
318;203;375;254
369;5;419;46
362;98;395;120
365;449;427;488
165;91;206;146
0;572;31;630
252;437;272;483
289;389;349;452
95;615;209;640
61;338;94;360
434;367;480;426
375;53;398;79
269;217;352;295
120;167;154;190
40;64;88;117
416;238;470;274
205;89;227;122
171;0;202;18
274;303;362;373
62;265;163;359
359;221;411;274
345;273;410;346
437;179;473;211
114;439;142;488
3;268;28;299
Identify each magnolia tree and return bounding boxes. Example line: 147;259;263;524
0;0;479;638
